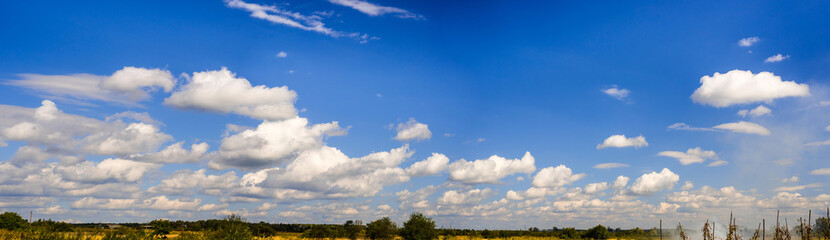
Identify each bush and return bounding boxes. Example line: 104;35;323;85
400;212;439;240
150;219;173;237
583;224;610;239
0;212;28;231
366;217;397;240
210;214;253;240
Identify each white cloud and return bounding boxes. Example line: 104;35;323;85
781;176;799;183
765;54;790;63
713;121;771;135
680;181;694;190
775;159;795;166
80;122;172;155
437;188;493;205
806;140;830;146
531;165;585;188
738;37;760;47
596;134;647;149
226;0;373;42
593;163;629;169
148;169;239;195
707;160;728;167
691;70;809;107
773;183;821;192
613;176;629;189
128;141;209;163
448;152;536;184
737;105;772;117
583;182;609;194
667;123;716;132
257;202;277;211
406;153;449;177
658;147;718;165
165;67;298;121
394;118;432;142
602;86;630;100
210;117;344;170
328;0;422;19
58;158;161;183
7;67;174;105
276;51;288;58
811;168;830;175
628;168;679;196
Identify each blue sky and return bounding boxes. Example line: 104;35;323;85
1;0;829;229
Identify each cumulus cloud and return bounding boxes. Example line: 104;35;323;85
210;117;344;170
738;37;760;47
165;68;298;121
765;54;790;63
437;188;493;205
593;163;629;169
602;86;630;101
737;105;772;117
6;67;174;105
532;165;585;188
628;168;679;196
406;153;449;177
613;176;630;189
713;121;771;135
658;147;718;165
781;176;799;183
129;142;209;163
448;152;536;184
276;51;288;58
596;134;647;149
328;0;422;19
58;158;161;183
691;70;809;107
394;118;432;142
80;123;172;155
583;182;609;194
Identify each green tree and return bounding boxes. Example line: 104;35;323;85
366;217;397;240
344;220;364;240
150;219;174;237
583;224;610;239
559;228;579;239
303;225;333;240
400;212;439;240
0;212;28;231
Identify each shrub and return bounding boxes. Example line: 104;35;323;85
0;212;28;231
210;214;253;240
583;224;610;239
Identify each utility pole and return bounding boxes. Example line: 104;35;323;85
660;219;663;240
762;219;765;240
29;211;32;223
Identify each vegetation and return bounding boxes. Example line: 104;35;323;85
366;217;396;240
0;212;28;231
400;212;438;240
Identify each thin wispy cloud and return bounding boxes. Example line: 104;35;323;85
328;0;423;19
602;85;630;101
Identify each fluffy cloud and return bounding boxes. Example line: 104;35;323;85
276;51;288;58
448;152;536;184
765;54;790;63
738;37;759;47
691;70;809;107
628;168;679;196
80;123;172;155
165;68;298;121
658;147;718;165
437;188;493;205
210;117;345;170
737;105;772;117
58;158;161;183
129;142;209;163
328;0;422;19
406;153;449;177
602;86;630;100
613;176;630;189
7;67;174;105
713;121;771;135
596;134;647;149
532;165;585;188
394;118;432;142
70;196;201;210
148;169;239;195
583;182;609;194
593;163;629;169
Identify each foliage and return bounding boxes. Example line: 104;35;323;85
149;219;173;237
583;225;610;239
210;214;253;240
559;228;580;239
0;212;28;231
344;220;364;240
303;225;334;240
400;212;439;240
32;219;73;232
366;217;397;240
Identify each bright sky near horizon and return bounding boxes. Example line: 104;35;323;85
1;0;829;229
